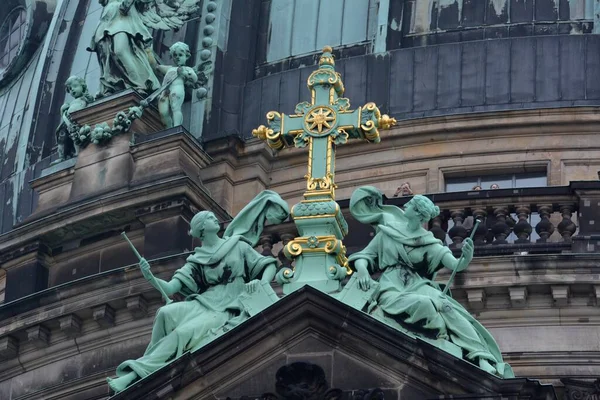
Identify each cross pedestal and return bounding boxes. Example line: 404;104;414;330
253;46;396;294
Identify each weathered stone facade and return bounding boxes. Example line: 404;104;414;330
0;0;599;399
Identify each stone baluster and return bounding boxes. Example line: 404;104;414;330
491;206;511;244
278;232;295;270
260;234;275;257
471;208;488;245
535;204;555;243
429;215;448;244
448;209;468;249
513;205;533;244
557;204;577;243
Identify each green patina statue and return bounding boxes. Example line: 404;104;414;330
90;0;200;97
53;76;95;164
107;191;289;393
148;41;199;128
348;186;514;378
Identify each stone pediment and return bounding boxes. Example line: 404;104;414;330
110;286;556;400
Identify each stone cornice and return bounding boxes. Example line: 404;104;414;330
0;176;227;256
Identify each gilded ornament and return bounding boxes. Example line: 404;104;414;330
378;114;397;130
251;46;397;293
305;107;336;134
252;125;270;141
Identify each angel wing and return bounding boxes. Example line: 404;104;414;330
136;0;202;31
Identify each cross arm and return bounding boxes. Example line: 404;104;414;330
252;111;305;151
334;102;397;145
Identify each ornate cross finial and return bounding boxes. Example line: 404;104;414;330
253;46;396;294
253;47;395;200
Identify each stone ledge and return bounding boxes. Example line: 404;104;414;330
1;176;228;253
0;336;18;361
70;90;163;135
26;325;50;349
125;295;148;319
92;304;115;328
59;314;82;338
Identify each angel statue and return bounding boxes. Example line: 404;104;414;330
89;0;201;97
348;186;514;378
53;76;95;164
143;41;199;127
107;191;290;393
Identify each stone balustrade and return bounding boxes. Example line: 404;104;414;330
258;184;600;259
417;189;579;255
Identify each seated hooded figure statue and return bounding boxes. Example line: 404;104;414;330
348;186;513;378
107;190;289;393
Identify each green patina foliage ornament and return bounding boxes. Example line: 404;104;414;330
107;191;290;393
89;0;201;97
347;186;514;379
53;76;95;164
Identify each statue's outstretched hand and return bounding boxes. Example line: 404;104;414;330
139;258;153;281
245;279;261;294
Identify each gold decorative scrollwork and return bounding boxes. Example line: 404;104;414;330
252;110;285;150
306;172;336;191
284;236;344;258
266;111;280;121
307;70;344;98
286;240;303;257
361;120;376;131
324;238;337;253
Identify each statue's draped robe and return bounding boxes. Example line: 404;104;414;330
348;187;513;378
89;0;160;95
115;236;277;380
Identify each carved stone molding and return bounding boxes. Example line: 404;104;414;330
0;336;18;360
92;304;115;328
26;325;50;348
59;314;82;339
125;295;148;320
562;378;600;400
466;288;486;310
551;285;570;307
508;286;528;307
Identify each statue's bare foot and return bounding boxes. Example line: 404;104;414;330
479;359;497;375
107;372;137;393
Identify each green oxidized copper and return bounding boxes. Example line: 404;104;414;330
53;76;95;164
89;0;201;97
106;190;289;393
252;46;396;294
344;186;514;379
145;42;201;128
